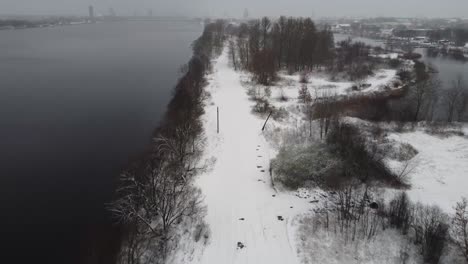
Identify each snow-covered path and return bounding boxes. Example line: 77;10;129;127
190;49;311;264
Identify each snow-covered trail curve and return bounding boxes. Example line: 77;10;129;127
189;49;311;264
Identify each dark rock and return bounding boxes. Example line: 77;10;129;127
237;242;245;249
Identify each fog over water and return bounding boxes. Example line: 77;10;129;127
0;20;202;263
1;0;467;17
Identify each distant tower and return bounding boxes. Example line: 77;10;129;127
109;8;116;17
88;5;95;21
148;9;153;17
243;8;249;20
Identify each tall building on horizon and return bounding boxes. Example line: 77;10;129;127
88;5;95;20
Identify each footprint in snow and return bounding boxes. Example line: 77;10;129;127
261;170;265;172
239;218;245;221
257;166;263;168
277;216;284;221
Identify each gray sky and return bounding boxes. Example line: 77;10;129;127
1;0;467;18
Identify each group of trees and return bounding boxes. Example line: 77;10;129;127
335;39;375;83
230;17;335;85
393;62;468;123
387;193;468;263
109;21;225;264
314;188;468;264
427;28;468;47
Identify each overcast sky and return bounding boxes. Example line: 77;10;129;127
1;0;468;18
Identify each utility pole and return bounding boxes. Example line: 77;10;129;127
217;107;219;134
262;111;272;131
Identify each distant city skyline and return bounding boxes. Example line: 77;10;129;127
0;0;468;18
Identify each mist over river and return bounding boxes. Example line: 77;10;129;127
0;20;202;263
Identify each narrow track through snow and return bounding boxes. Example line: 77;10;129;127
190;49;310;264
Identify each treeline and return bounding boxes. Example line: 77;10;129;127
108;21;225;264
314;60;468;123
427;28;468;46
0;17;85;28
229;17;335;85
383;62;468;123
314;188;468;264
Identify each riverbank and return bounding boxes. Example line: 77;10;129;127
0;20;202;264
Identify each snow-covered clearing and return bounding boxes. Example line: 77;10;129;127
385;129;468;213
181;48;320;264
268;68;398;103
170;43;467;264
296;218;421;264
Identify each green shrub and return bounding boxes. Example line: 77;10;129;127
272;142;340;189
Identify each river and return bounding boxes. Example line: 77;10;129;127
0;20;202;263
334;33;468;89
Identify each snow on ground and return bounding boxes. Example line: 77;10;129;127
370;53;399;60
296;218;422;264
385;130;468;213
270;69;398;102
180;48;322;264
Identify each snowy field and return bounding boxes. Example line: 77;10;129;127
176;48;324;264
262;68;398;104
385;128;468;213
170;46;468;264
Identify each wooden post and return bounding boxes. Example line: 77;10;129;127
262;111;273;131
217;107;219;134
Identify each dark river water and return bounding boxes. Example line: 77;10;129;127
0;20;202;263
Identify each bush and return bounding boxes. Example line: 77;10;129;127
413;204;449;264
272;142;340;189
253;98;274;114
326;121;407;187
272;107;288;121
387;192;412;234
299;71;310;84
389;58;402;68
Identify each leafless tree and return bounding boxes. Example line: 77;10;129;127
412;203;449;264
313;87;337;139
110;125;205;263
410;76;441;121
444;75;467;122
260;17;271;50
228;39;238;70
451;197;468;261
298;85;314;137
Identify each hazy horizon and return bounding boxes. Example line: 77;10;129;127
1;0;468;19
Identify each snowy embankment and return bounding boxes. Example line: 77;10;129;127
176;48;321;264
385;128;468;213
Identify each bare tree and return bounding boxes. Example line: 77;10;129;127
298;85;314;137
110;125;205;263
410;76;441;121
444;75;467;122
413;203;449;264
260;17;271;50
298;84;312;103
454;77;468;122
314;87;337;139
229;38;238;70
452;197;468;261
